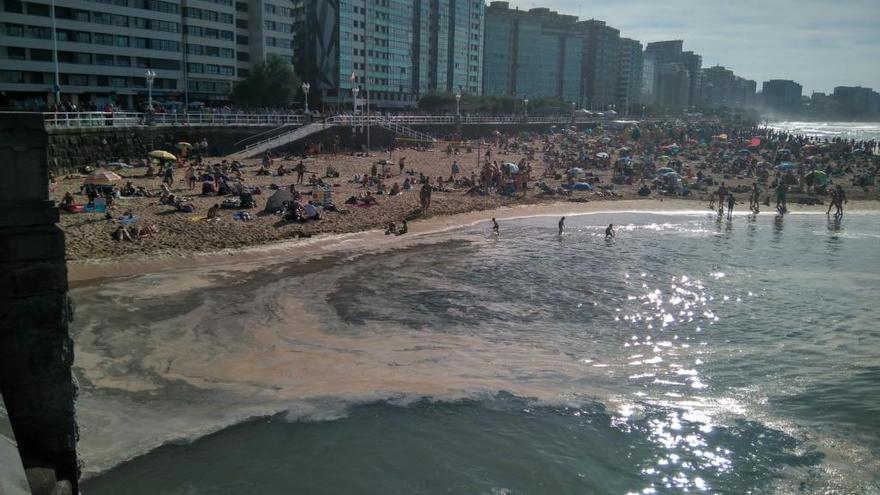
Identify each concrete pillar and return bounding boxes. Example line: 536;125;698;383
0;113;79;493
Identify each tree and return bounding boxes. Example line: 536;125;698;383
417;92;457;112
231;55;301;108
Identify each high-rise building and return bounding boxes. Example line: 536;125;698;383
832;86;880;120
0;0;293;109
579;19;619;110
761;79;802;115
643;40;701;109
655;62;689;109
482;2;581;102
679;51;701;106
640;53;657;104
293;0;483;110
615;37;642;111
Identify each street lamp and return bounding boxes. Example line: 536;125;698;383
144;69;156;111
455;92;461;117
302;82;311;114
352;86;359;115
523;98;529;119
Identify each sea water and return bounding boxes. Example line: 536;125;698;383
62;212;880;494
767;121;880;143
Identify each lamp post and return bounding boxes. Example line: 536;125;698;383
352;86;359;127
144;69;156;111
302;82;310;114
455;92;461;117
523;98;529;120
570;101;576;125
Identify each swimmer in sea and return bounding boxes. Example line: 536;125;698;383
492;217;500;235
727;193;735;219
605;223;614;238
558;216;565;236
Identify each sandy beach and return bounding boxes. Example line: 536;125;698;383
56;129;879;279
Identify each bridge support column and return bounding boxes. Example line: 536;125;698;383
0;113;79;494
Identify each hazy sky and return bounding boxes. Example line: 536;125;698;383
506;0;880;95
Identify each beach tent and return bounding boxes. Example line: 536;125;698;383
502;162;520;174
84;170;122;185
567;167;585;178
264;189;294;213
562;182;593;191
148;150;177;161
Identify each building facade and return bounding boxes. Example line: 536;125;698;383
482;2;581;102
761;79;802;116
0;0;294;109
293;0;483;110
579;19;619;110
643;40;702;109
615;37;642;112
832;86;880;120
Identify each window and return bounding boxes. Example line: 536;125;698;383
95;53;114;65
110;76;126;87
27;25;52;39
236;19;248;29
94;33;113;45
3;0;23;13
115;55;130;66
26;2;49;16
0;70;25;83
220;65;234;75
188;62;204;73
30;48;51;61
115;35;130;47
237;51;248;61
236;35;248;45
235;1;247;12
69;74;89;85
6;46;25;59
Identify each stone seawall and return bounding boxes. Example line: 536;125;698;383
47;126;276;173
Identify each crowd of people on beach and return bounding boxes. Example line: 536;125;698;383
53;113;876;255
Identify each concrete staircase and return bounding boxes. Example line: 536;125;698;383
226;122;334;160
376;119;437;143
225;116;438;160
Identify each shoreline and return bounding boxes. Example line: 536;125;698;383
67;198;879;284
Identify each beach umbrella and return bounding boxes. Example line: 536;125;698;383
148;150;177;161
175;142;192;149
776;162;797;171
656;167;676;175
502;162;520;174
662;171;681;179
737;149;751;155
805;170;828;185
84;170;122;185
596;152;609;159
567;167;585;178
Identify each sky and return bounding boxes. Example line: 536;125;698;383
506;0;880;95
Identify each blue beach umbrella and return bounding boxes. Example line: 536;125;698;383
776;162;797;171
656;167;676;175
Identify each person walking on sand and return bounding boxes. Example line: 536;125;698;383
605;223;614;238
185;164;196;191
831;184;847;217
419;181;432;211
295;160;306;184
492;217;500;235
558;216;565;236
717;183;727;216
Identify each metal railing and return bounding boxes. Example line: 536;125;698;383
43;112;305;128
42;111;611;129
